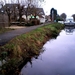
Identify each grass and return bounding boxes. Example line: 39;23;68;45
0;23;64;75
0;27;15;34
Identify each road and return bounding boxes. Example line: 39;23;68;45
0;23;49;46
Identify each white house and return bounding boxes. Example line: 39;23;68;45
22;8;45;23
39;15;45;23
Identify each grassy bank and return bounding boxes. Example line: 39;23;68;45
0;23;64;75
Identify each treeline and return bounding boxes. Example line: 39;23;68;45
50;7;75;22
50;8;67;22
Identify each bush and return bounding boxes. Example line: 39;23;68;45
25;19;40;26
30;18;40;25
25;22;33;26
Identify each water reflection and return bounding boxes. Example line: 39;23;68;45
64;26;75;35
20;26;75;75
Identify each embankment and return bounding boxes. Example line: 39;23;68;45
0;23;64;75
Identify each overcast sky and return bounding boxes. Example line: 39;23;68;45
43;0;75;16
0;0;75;17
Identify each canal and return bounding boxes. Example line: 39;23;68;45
20;27;75;75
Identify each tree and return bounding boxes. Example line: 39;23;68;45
60;13;67;21
15;0;44;20
0;1;5;27
56;14;61;22
72;14;75;21
0;1;4;8
0;0;12;26
1;0;44;26
50;8;57;22
21;0;44;17
6;7;12;26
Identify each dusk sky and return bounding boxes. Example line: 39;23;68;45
43;0;75;16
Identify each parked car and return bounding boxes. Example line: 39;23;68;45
64;17;75;26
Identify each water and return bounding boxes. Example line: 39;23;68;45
20;27;75;75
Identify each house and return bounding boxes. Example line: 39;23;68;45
22;8;45;23
37;8;45;23
3;4;20;22
45;15;51;22
0;3;45;27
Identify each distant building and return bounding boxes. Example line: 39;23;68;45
0;3;45;27
45;15;51;22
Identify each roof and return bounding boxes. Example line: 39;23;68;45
0;4;20;14
4;4;19;8
36;8;45;15
0;8;5;14
23;8;45;16
0;3;21;15
0;4;45;16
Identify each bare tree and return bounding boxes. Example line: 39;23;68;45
0;1;5;27
16;0;44;21
10;0;14;3
0;0;12;26
2;0;44;25
4;0;6;4
0;0;4;7
5;6;12;26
